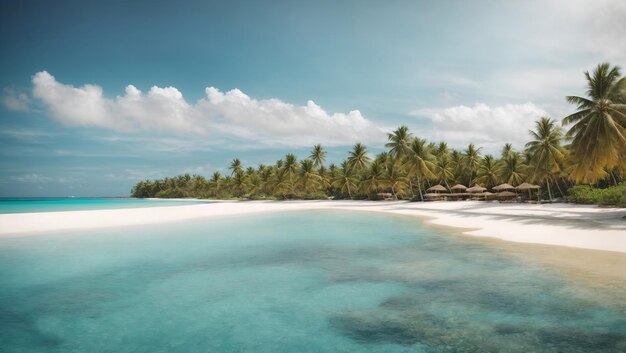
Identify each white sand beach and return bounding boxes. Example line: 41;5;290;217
1;200;625;253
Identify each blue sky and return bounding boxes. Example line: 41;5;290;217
1;0;624;196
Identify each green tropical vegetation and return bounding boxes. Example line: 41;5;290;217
131;63;625;206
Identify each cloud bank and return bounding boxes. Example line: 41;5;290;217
411;103;548;153
30;71;386;146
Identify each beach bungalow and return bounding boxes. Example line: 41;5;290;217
493;183;515;192
424;185;447;201
515;182;541;202
495;190;518;202
448;184;469;200
423;193;444;201
467;184;488;200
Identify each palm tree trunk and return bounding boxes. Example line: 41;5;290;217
417;176;424;201
346;182;352;200
546;178;553;201
408;179;415;198
610;170;618;186
553;177;564;197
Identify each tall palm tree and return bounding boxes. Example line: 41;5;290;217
404;138;435;200
385;125;413;160
476;155;500;188
464;143;482;186
283;153;299;192
309;144;326;169
526;117;566;200
229;158;243;175
347;143;371;172
563;62;626;183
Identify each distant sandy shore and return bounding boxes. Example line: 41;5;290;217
0;200;625;253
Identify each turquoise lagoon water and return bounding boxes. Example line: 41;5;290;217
0;210;625;352
0;198;208;214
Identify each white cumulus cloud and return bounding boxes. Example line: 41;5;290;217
30;71;386;147
411;103;548;153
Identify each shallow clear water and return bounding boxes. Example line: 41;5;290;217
0;211;624;352
0;197;208;214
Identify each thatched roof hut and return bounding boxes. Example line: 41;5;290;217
493;183;515;192
515;182;540;191
424;193;444;201
426;185;447;193
496;191;517;200
450;184;467;192
466;184;487;193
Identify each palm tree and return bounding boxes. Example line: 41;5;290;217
375;151;390;164
464;143;482;186
231;170;249;197
563;63;626;183
435;142;449;158
317;165;331;192
309;144;326;169
192;175;209;197
434;154;454;190
347;143;371;172
259;167;274;195
385;125;413;160
476;155;499;188
298;159;320;195
526;117;566;200
384;159;408;199
361;160;386;196
283;153;299;193
229;158;243;175
500;143;514;160
449;150;464;184
404;138;435;200
273;168;291;199
332;161;358;199
498;153;526;186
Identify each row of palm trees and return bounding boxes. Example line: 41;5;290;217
131;62;625;201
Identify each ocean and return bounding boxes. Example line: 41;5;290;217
0;210;624;352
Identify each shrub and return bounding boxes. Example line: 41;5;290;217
567;183;626;207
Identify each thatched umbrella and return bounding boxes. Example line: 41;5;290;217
515;182;541;200
493;183;515;192
483;191;496;200
466;184;487;193
426;185;447;193
496;191;517;200
450;184;467;193
515;182;540;191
